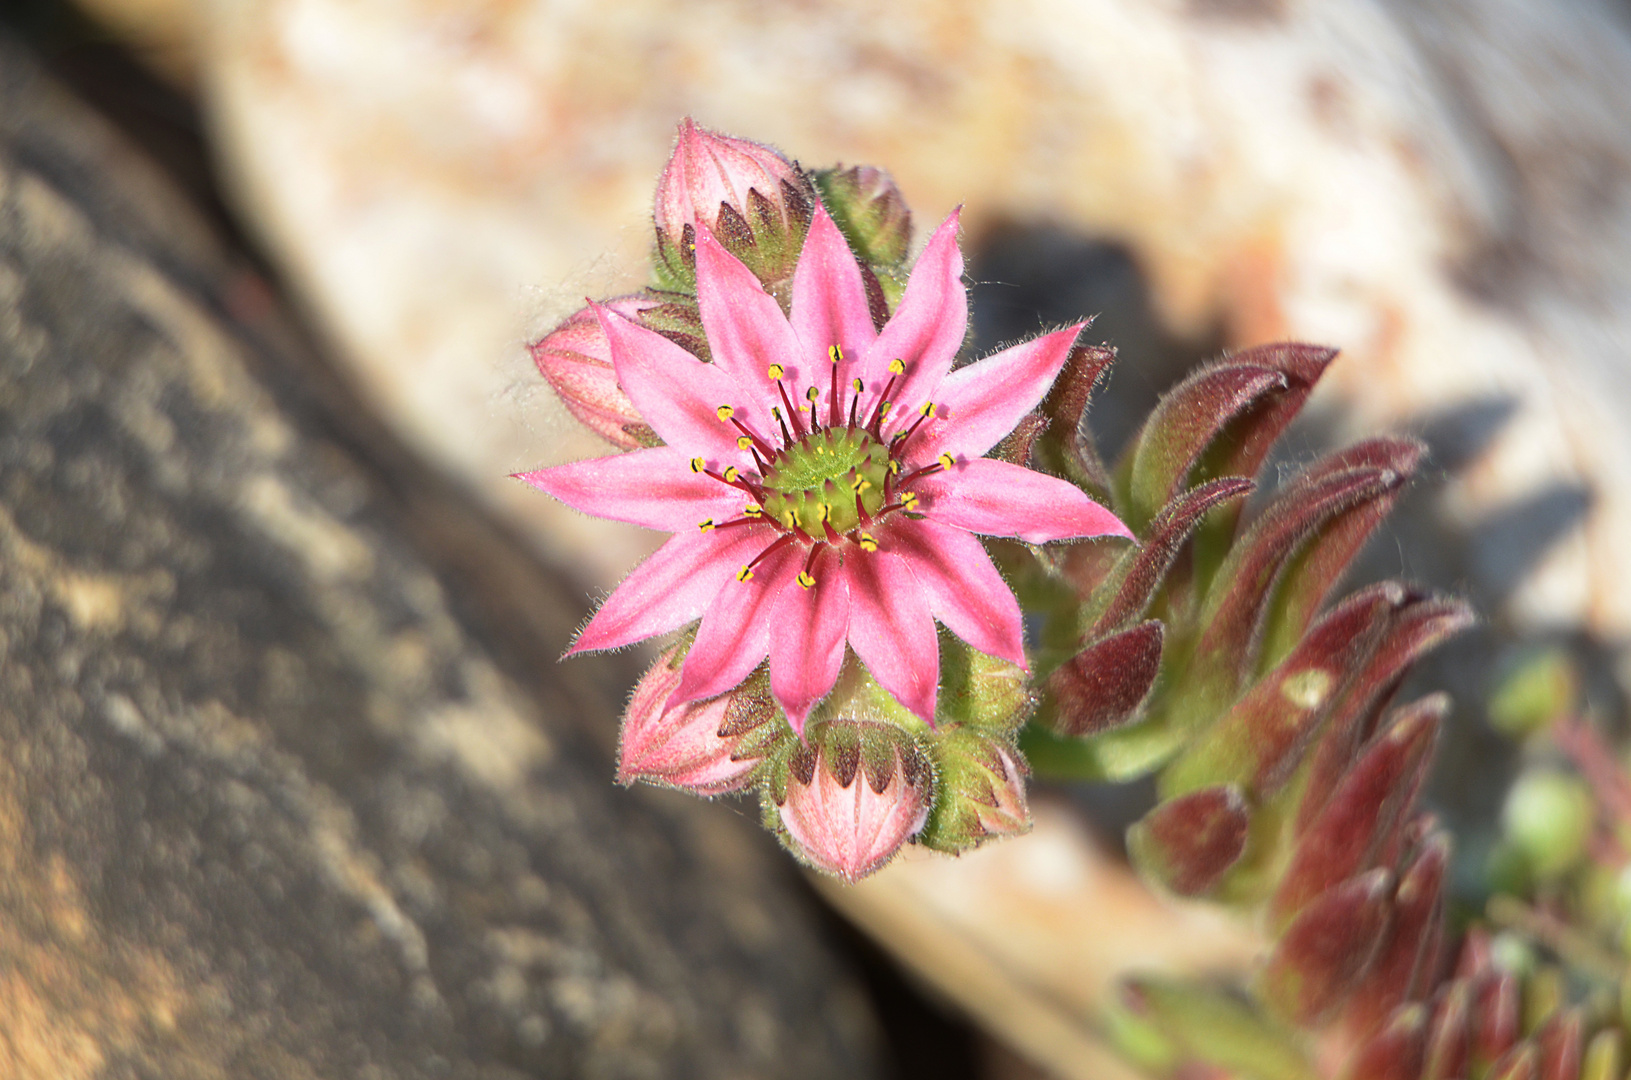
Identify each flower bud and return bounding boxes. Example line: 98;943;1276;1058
813;164;912;267
1501;768;1595;881
652;119;813;291
918;728;1031;854
617;645;782;796
529;294;662;450
772;720;933;882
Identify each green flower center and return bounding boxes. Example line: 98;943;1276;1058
761;427;890;535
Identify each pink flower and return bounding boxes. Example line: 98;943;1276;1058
778;721;933;882
518;201;1131;730
655;119;804;245
617;643;766;795
530;295;659;450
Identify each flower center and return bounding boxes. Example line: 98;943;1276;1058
761;427;890;535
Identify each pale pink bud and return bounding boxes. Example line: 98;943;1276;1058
618;646;769;795
777;722;933;882
654;118;805;247
530;295;659;450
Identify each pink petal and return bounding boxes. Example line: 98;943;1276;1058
514;446;745;532
596;301;768;463
769;547;851;733
917;459;1133;544
888;517;1025;668
694;225;808;399
919;325;1085;465
673;539;801;705
843;546;940;724
569;522;777;654
790;204;878;386
858;210;966;420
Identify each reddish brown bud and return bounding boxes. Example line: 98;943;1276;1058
1200;344;1337;491
1270;695;1443;929
1260;868;1393;1026
1342;1004;1428;1080
1048;621;1164;736
813;164;913;267
1128;785;1251;897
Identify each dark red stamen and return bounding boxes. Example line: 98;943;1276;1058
748;532;799;569
777;381;807;440
854;491;872;525
898;462;946;485
866;373;899;431
891;410;933;456
829;363;841;427
712;514;766;530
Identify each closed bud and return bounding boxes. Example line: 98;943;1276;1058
919;728;1031;854
772;720;933;882
529;295;662;449
1259;868;1393;1027
653;118;813;290
813;164;912;267
1128;785;1251;897
617;645;783;795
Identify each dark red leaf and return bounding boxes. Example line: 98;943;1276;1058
1270;696;1443;929
1128;785;1251;897
1090;477;1254;635
1260;868;1393;1026
1536;1009;1583;1080
1342;1004;1428;1080
1048;621;1164;736
1122;362;1286;530
1422;980;1472;1080
1344;829;1451;1038
1035;344;1117;493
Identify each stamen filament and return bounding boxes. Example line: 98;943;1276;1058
777;382;807;440
829;361;841;427
728;416;776;458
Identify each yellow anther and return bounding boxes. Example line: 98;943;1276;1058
744;504;764;517
736;566;754;582
820;503;832;522
806;386;820;402
781;510;797;529
716;404;735;421
888;460;901;475
798;571;817;589
768;363;785;379
938;452;955;469
828;344;844;364
852;378;863;393
723;466;741;482
690;457;706;473
888;358;905;374
858;532;878;551
878;401;892;417
850;475;869;491
736;435;754;450
901;491;919;508
698;519;715;532
920;400;937;418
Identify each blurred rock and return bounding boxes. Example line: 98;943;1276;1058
0;38;878;1078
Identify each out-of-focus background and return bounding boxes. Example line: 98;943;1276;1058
2;1;1629;1077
